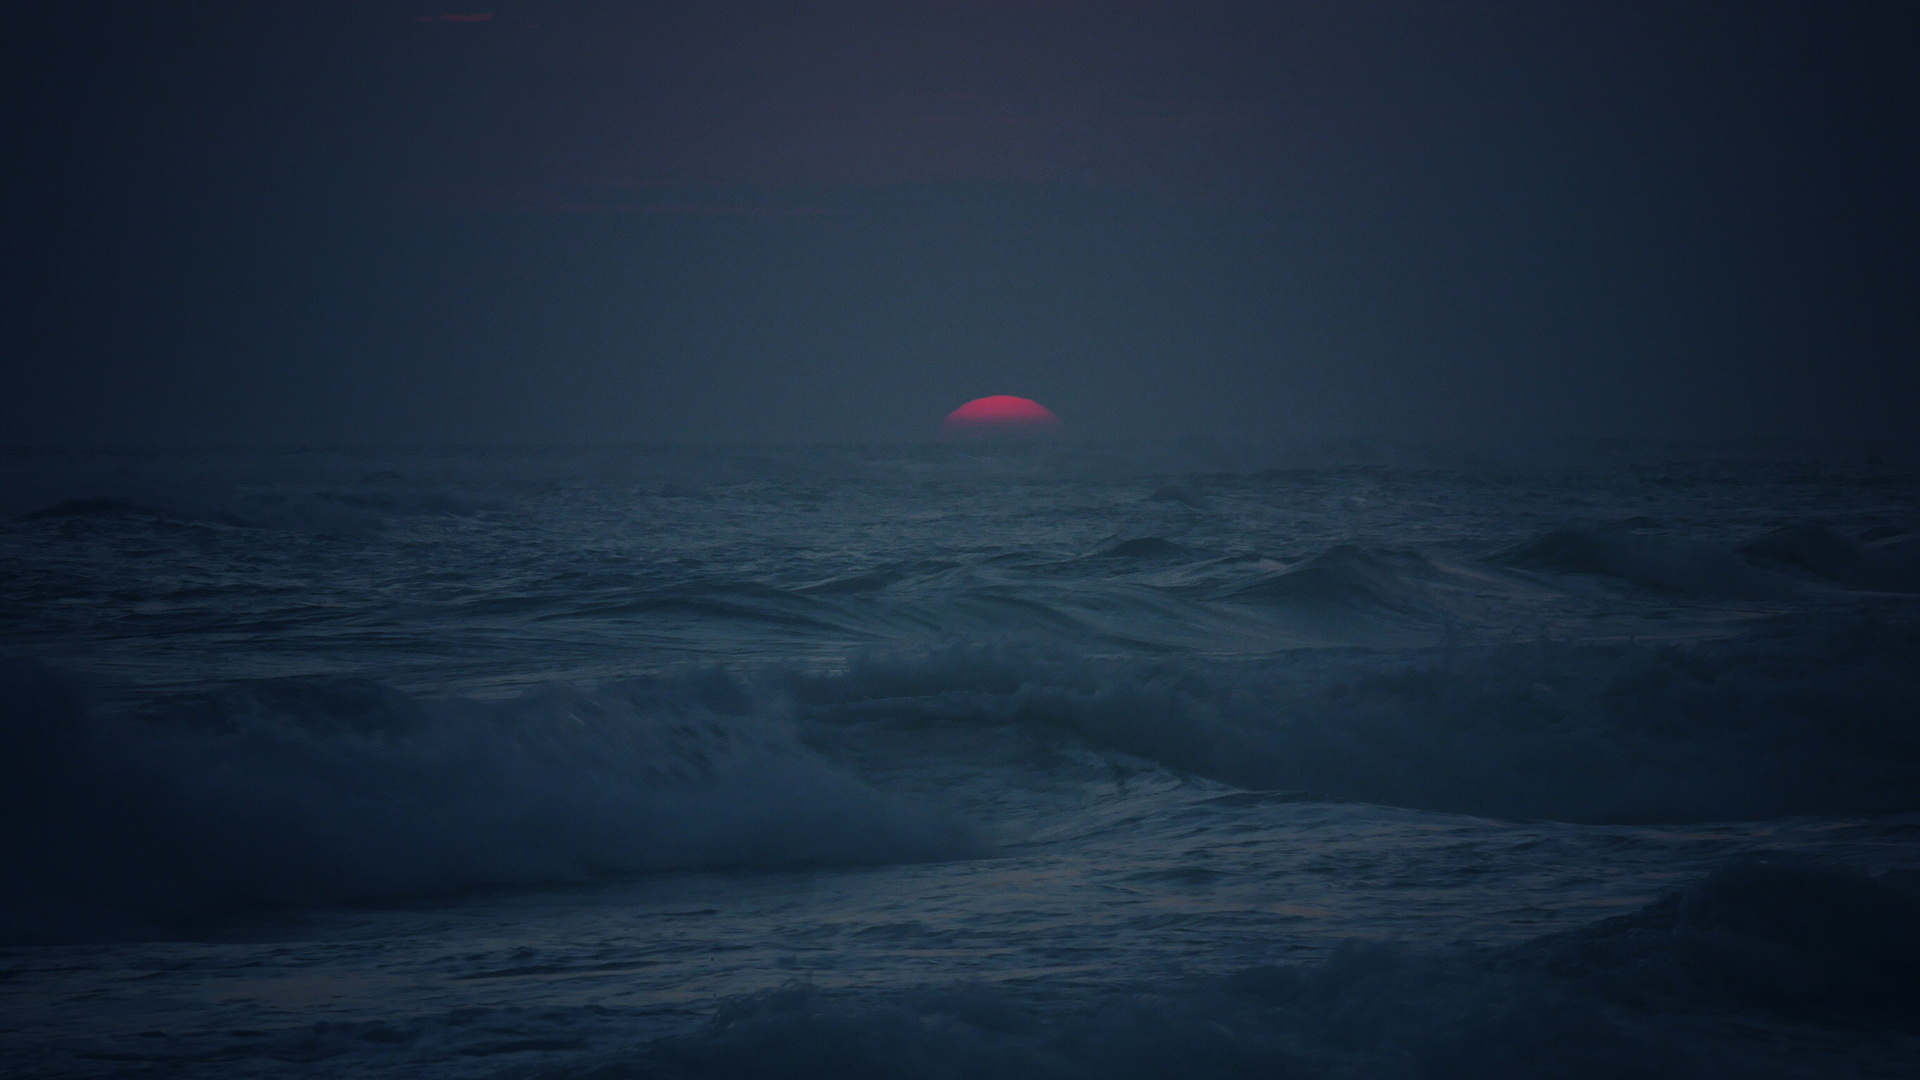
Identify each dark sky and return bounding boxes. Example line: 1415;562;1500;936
4;1;1917;445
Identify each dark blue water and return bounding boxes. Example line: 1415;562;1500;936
3;444;1918;1077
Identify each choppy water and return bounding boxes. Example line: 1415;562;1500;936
3;443;1918;1077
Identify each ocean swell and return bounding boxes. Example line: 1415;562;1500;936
1496;520;1796;599
794;615;1920;824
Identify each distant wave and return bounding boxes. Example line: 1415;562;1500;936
1492;518;1920;598
1495;520;1798;599
1088;536;1194;561
15;496;156;521
0;664;980;944
1220;545;1451;613
5;471;485;535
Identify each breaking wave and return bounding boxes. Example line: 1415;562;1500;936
0;664;980;944
7;607;1916;943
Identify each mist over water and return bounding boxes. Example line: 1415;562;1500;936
3;441;1919;1077
10;0;1918;1072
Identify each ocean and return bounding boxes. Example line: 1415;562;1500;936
2;442;1917;1077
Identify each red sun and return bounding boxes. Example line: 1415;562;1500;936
941;395;1061;437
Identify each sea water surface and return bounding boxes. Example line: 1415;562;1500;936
2;442;1918;1077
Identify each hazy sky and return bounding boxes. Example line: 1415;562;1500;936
5;1;1917;445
